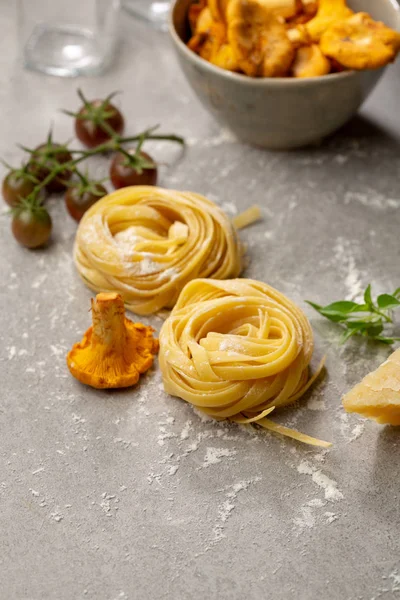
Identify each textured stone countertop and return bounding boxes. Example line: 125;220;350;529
1;5;400;600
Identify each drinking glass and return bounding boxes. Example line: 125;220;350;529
17;0;120;77
121;0;170;31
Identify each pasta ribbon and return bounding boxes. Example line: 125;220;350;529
159;278;330;447
74;186;245;315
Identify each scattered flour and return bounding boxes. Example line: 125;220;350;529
99;493;119;517
138;257;160;275
32;467;45;475
192;407;215;424
219;164;236;178
349;422;365;442
307;498;325;508
219;339;243;353
220;202;238;216
188;128;236;148
344;191;400;211
114;438;138;449
31;273;48;289
339;413;365;443
340;413;350;437
201;447;237;468
293;506;316;530
157;426;178;446
72;413;86;425
334;237;364;301
307;397;327;411
297;460;343;501
50;344;67;358
212;478;261;543
389;570;400;592
313;450;329;464
293;455;342;533
50;509;64;523
180;420;193;440
325;511;339;524
114;227;139;251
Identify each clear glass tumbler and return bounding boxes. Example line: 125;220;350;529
121;0;170;31
17;0;120;77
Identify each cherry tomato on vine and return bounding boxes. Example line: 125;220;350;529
28;142;73;193
12;201;52;249
2;170;38;207
110;150;157;189
74;93;124;148
65;183;108;222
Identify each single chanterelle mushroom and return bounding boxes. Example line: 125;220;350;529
67;292;159;389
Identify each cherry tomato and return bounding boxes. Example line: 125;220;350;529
75;100;124;148
2;170;37;207
65;183;108;222
110;150;157;189
29;143;73;193
12;206;52;249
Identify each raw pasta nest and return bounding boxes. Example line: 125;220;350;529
74;186;243;315
159;278;329;446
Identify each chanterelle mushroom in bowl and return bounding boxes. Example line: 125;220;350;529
169;0;400;148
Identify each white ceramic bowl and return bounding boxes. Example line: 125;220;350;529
169;0;400;149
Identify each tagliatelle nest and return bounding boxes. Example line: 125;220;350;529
159;278;330;446
74;186;263;315
186;0;400;78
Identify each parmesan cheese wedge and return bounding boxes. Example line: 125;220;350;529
342;348;400;425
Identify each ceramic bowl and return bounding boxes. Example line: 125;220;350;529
169;0;400;149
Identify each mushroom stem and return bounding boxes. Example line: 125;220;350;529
91;292;127;352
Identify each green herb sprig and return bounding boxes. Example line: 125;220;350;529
307;285;400;345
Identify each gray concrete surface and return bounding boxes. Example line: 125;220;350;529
1;3;400;599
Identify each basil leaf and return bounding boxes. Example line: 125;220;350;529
377;294;400;310
364;323;384;338
346;320;374;330
339;329;357;344
321;301;361;314
373;336;398;345
307;284;400;346
306;301;348;322
364;284;374;310
306;301;322;311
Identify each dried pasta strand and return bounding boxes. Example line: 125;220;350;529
234;407;276;423
159;278;330;447
74;186;244;315
256;418;332;448
233;205;262;230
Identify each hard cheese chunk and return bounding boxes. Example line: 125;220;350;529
342;348;400;425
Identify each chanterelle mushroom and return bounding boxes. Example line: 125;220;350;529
67;292;159;389
227;0;294;77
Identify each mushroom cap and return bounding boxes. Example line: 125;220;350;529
67;293;159;389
